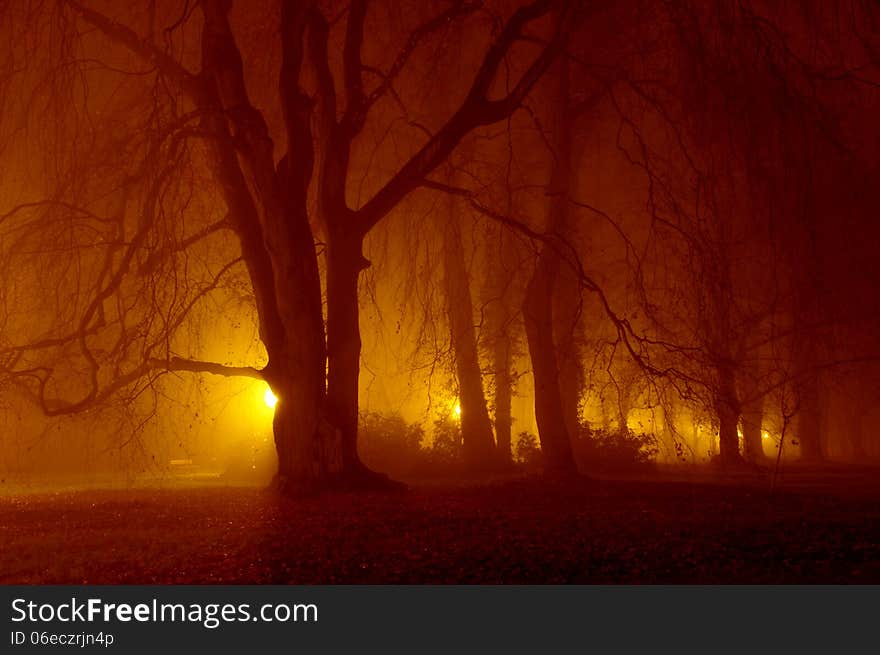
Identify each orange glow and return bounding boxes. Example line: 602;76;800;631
263;387;278;409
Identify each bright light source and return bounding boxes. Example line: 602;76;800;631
761;430;770;440
263;387;278;409
453;401;462;418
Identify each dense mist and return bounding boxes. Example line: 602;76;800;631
0;0;878;493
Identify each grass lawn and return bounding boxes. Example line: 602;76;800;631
2;470;880;583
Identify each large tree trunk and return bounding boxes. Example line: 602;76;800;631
325;233;363;471
322;229;404;490
268;213;339;491
444;209;497;470
323;231;384;484
197;1;352;494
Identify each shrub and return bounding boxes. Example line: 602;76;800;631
358;411;478;478
422;413;464;468
358;412;425;477
514;431;542;471
572;424;658;472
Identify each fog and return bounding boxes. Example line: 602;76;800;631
1;0;879;494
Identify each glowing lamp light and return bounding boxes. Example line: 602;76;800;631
453;402;462;418
762;430;770;440
263;387;278;409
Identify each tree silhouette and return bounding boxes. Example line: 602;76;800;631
0;0;579;492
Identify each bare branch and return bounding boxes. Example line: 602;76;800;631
355;0;572;234
64;0;201;98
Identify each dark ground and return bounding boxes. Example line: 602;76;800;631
2;468;880;583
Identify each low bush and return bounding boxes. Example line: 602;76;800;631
514;431;542;471
572;425;659;472
358;411;425;477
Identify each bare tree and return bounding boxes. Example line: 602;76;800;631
522;57;579;475
442;183;496;469
0;0;577;492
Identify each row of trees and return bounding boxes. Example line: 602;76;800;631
1;0;878;491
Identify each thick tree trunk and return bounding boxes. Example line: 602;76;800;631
196;42;336;491
444;211;497;470
271;378;340;494
268;261;339;492
741;395;765;463
270;153;336;490
325;233;367;471
197;3;348;494
600;398;611;431
321;231;403;490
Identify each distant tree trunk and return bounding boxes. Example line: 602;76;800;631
741;395;764;463
554;266;583;439
486;289;514;465
845;378;867;461
484;228;519;466
600;396;611;431
523;58;578;477
493;342;513;464
848;407;866;461
444;205;497;470
790;180;825;462
615;373;634;433
715;363;742;465
691;418;701;461
524;261;577;476
617;402;628;434
659;403;679;461
715;400;740;466
796;365;824;461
